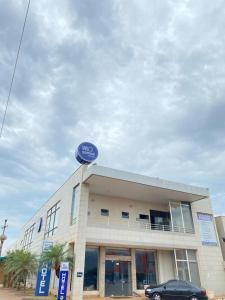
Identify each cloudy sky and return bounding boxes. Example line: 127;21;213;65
0;0;225;252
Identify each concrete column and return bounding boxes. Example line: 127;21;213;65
99;246;106;297
131;248;137;292
157;250;164;283
71;179;89;300
157;250;176;283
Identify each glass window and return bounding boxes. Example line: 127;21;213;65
170;202;194;232
189;262;201;287
71;185;79;224
170;203;183;228
23;223;35;250
45;201;60;238
101;209;109;216
106;248;130;256
187;250;197;261
175;249;201;287
83;247;99;291
181;203;194;231
177;261;189;281
176;249;187;260
136;250;157;289
122;212;129;219
139;214;149;220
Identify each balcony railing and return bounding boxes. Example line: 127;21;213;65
87;217;195;234
138;221;195;234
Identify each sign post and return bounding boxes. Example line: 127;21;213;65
35;240;53;296
57;262;69;300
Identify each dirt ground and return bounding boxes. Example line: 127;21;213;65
0;288;53;300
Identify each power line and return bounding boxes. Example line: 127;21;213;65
0;0;31;138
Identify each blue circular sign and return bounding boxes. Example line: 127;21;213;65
75;142;98;164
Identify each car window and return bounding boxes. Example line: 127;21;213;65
166;281;188;289
166;281;179;288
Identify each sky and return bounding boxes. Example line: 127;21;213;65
0;0;225;252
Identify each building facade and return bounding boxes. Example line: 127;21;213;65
215;216;225;261
14;165;225;299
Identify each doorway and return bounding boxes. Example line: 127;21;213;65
105;260;132;296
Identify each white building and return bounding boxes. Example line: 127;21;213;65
15;165;225;299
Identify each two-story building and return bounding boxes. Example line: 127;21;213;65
14;164;225;299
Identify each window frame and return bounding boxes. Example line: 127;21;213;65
23;223;35;250
122;211;129;219
174;249;200;286
101;209;109;216
71;184;80;225
44;201;60;238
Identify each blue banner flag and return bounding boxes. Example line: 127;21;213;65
35;262;52;296
57;262;69;300
35;240;53;296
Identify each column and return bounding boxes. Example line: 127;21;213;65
99;246;106;297
131;248;137;291
71;179;89;300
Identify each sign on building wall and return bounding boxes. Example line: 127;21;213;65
197;213;217;246
57;262;69;300
42;240;53;252
35;240;53;296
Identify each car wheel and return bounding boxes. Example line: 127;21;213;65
153;293;161;300
190;296;198;300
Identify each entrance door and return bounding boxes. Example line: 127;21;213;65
105;260;132;296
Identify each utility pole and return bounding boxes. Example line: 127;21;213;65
0;219;8;257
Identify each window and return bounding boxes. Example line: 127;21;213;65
136;250;157;289
167;280;188;289
139;214;149;220
45;201;60;237
175;249;200;287
122;211;129;219
101;209;109;216
23;223;35;250
170;202;194;233
71;185;79;224
83;247;99;291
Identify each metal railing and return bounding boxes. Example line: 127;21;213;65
138;221;195;234
87;217;195;234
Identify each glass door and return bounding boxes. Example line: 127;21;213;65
105;260;132;296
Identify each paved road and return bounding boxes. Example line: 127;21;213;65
0;288;52;300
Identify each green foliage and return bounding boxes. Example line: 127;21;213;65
4;249;38;291
39;243;74;278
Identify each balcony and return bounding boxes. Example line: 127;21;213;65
87;217;195;235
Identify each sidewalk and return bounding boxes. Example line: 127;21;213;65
0;288;53;300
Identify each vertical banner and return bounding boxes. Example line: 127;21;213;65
57;262;69;300
35;262;52;296
35;240;53;296
197;213;217;246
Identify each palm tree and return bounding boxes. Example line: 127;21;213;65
39;243;74;278
4;249;38;291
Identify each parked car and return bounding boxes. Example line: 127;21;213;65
145;279;208;300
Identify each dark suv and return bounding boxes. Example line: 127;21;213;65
145;279;208;300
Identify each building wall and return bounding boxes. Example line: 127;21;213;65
17;166;84;254
192;198;225;295
215;216;225;261
12;168;225;297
